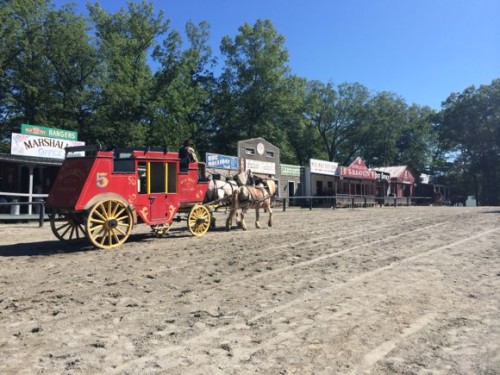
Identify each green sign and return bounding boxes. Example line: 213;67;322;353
281;164;302;177
21;124;78;141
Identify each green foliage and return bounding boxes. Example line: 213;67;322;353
216;19;292;149
151;20;215;154
0;0;496;206
88;0;169;148
0;0;53;133
44;4;100;138
437;79;500;204
304;81;369;164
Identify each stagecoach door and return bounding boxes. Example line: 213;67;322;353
138;162;175;222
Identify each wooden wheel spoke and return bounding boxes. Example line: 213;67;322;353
188;205;210;237
114;227;127;237
75;226;82;239
87;200;132;249
106;201;113;216
114;207;126;218
115;214;130;222
89;224;104;233
60;224;73;239
93;209;107;222
111;230;121;243
111;202;120;217
68;226;76;240
56;221;72;232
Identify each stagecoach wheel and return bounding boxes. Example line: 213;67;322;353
187;204;211;237
49;212;88;242
86;199;133;249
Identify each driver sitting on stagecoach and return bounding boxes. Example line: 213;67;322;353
179;139;198;172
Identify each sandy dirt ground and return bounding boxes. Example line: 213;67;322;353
0;206;499;375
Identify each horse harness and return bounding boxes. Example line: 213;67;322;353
239;185;271;207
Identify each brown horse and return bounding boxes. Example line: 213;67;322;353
226;179;277;230
450;194;467;206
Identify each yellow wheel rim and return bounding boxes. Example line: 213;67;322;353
86;199;133;249
50;212;87;242
188;204;211;237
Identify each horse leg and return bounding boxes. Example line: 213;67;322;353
240;210;247;230
267;201;273;227
235;209;242;227
225;207;235;230
255;207;261;229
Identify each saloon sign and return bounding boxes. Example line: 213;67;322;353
340;157;376;180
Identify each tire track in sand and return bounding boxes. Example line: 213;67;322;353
108;226;499;374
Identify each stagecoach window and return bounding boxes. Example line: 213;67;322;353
138;163;147;193
150;162;166;193
245;148;255;155
167;162;177;193
113;159;135;173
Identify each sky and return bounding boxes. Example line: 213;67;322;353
57;0;499;110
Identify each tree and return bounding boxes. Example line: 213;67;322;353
358;92;408;167
280;75;318;165
88;1;169;147
437;79;500;205
304;81;369;164
0;0;53;140
395;104;437;176
43;4;100;140
151;20;215;154
216;19;292;152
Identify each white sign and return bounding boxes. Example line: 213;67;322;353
310;158;339;176
11;133;85;159
245;159;276;175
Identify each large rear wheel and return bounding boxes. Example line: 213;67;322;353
49;211;87;243
86;199;133;249
187;204;211;237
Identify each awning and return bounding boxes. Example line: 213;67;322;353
0;153;63;167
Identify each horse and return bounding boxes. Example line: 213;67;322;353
231;169;256;187
204;178;238;205
226;178;277;231
450;194;467;206
204;170;255;228
432;191;444;206
204;170;256;206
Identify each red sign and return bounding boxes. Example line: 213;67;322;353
340;157;376;180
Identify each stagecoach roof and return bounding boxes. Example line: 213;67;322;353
0;153;63;166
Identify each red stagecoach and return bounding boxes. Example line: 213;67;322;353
45;145;211;249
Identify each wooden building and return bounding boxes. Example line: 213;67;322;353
375;166;415;198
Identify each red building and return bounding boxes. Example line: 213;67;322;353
375;166;415;198
338;157;376;196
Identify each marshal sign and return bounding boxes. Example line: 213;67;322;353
11;133;85;159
